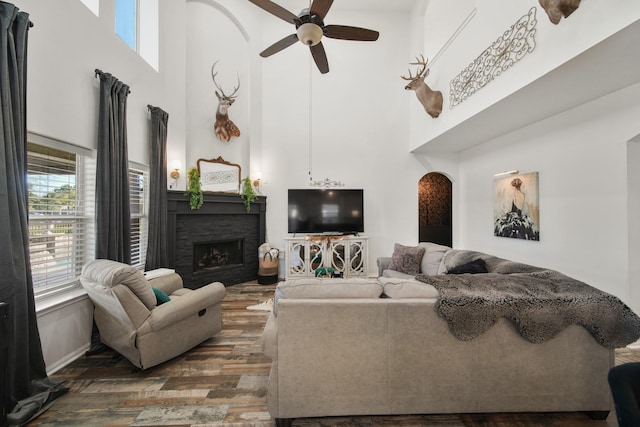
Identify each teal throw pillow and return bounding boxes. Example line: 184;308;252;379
152;287;171;305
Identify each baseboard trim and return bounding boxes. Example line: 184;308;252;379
46;343;90;376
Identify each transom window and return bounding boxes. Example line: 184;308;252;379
115;0;159;70
115;0;137;50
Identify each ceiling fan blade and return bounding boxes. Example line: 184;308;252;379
248;0;299;24
310;42;329;74
324;25;380;41
260;33;298;57
310;0;334;20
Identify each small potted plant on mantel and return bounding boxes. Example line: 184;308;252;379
240;177;257;212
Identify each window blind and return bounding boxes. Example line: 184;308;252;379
129;166;147;269
27;138;95;295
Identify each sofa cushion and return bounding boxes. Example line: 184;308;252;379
382;269;415;280
274;278;383;315
81;259;157;310
388;244;425;275
418;242;451;275
380;277;439;299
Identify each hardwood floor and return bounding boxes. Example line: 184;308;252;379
32;281;638;427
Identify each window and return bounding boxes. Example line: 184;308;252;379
115;0;159;70
115;0;137;50
79;0;100;16
129;165;148;269
27;135;95;296
27;135;150;296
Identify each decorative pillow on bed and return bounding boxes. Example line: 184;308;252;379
388;243;425;275
447;258;488;274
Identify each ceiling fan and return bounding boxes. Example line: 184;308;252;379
249;0;380;74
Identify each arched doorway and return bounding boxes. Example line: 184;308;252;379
419;172;452;247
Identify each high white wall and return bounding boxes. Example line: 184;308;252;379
457;82;640;310
412;0;640;150
185;0;252;177
184;2;430;270
15;0;187;165
259;8;428;268
407;0;640;313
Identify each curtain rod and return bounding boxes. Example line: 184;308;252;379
94;69;132;94
147;105;169;118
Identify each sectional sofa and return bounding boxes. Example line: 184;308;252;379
260;243;640;426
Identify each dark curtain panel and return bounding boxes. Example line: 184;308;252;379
144;105;169;270
95;70;131;264
0;3;66;425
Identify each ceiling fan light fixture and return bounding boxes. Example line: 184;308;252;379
297;23;323;46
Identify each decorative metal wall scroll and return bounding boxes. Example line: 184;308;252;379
449;7;537;108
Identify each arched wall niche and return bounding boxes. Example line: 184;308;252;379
418;172;452;247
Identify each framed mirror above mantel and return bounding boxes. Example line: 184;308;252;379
196;156;241;193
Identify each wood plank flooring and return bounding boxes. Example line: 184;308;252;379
31;282;639;427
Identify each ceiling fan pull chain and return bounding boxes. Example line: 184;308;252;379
308;56;313;183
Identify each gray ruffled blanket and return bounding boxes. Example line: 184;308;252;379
416;251;640;349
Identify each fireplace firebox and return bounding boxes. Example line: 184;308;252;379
194;239;244;273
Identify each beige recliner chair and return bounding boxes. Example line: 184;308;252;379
80;259;225;369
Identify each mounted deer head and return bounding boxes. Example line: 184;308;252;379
211;61;240;142
401;55;443;119
539;0;581;24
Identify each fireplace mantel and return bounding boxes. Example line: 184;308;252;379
166;191;266;288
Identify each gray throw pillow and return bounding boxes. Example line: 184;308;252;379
388;243;425;275
418;242;451;275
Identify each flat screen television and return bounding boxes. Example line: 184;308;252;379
288;189;364;234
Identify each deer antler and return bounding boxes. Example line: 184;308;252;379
401;55;430;81
211;61;240;99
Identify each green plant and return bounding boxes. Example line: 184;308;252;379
240;177;257;212
185;167;203;210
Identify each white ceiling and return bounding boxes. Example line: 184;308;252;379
273;0;418;14
331;0;417;12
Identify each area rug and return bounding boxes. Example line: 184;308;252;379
247;298;273;312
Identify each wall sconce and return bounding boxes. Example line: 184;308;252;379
252;172;262;193
170;160;181;188
494;170;519;177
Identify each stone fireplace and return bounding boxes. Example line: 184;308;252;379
167;191;266;288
